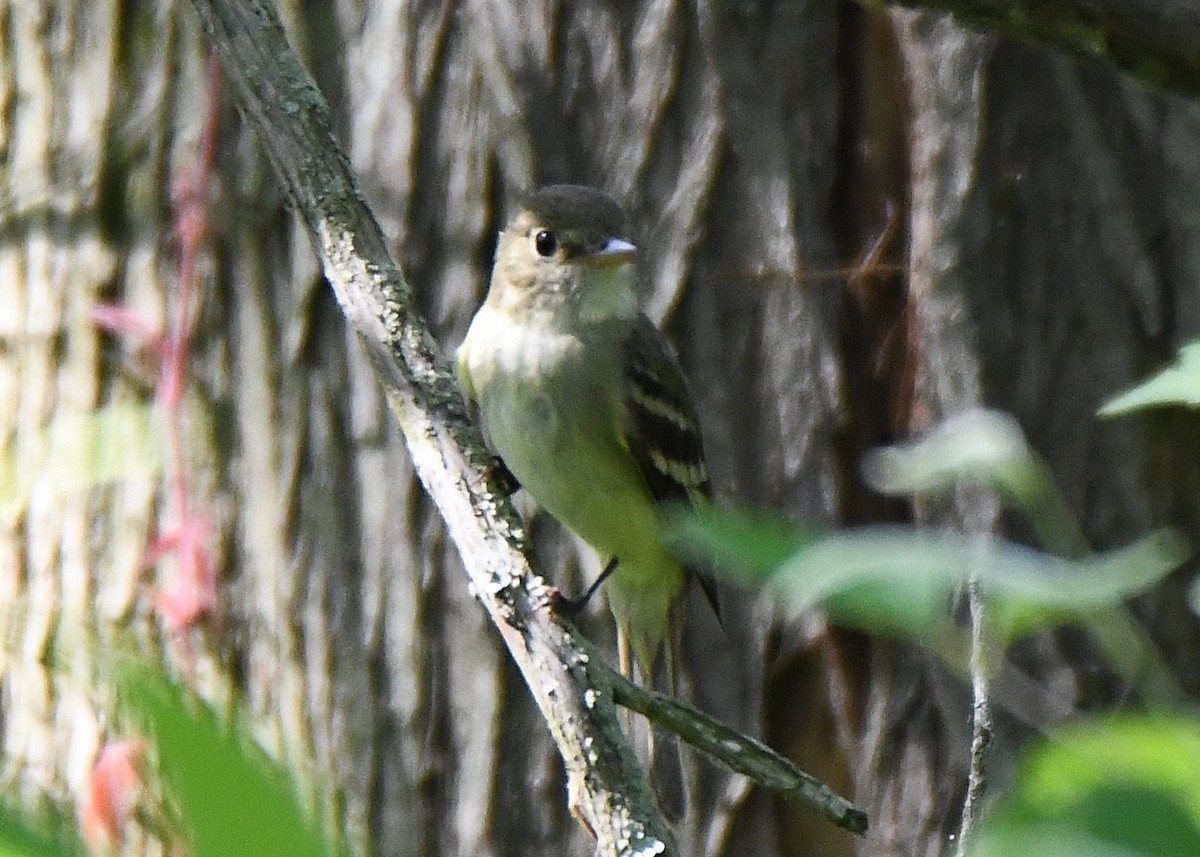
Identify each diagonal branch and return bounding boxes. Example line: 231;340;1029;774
608;664;869;834
185;1;671;852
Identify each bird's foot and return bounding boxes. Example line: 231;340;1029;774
551;557;619;617
483;455;520;497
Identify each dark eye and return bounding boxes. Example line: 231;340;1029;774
533;230;558;257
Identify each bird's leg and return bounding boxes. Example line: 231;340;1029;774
617;623;633;680
616;624;639;749
552;557;620;617
483;455;520;496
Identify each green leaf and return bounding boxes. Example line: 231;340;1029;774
0;807;82;857
969;715;1200;857
673;499;1185;644
1099;342;1200;416
862;409;1088;557
861;408;1034;496
119;670;335;857
665;504;822;582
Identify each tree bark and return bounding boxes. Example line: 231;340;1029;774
3;1;1200;856
872;0;1200;98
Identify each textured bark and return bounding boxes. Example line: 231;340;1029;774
872;0;1200;98
3;0;1200;856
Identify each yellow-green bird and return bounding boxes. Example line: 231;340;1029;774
457;184;718;680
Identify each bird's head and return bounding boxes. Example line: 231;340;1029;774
488;185;639;324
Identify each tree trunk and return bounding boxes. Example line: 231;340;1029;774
3;1;1199;856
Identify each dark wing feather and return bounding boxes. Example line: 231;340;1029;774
622;315;722;622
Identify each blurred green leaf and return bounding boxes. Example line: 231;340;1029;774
679;513;1184;645
679;407;1190;694
0;807;82;857
856;409;1189;699
862;408;1088;557
119;669;335;857
1100;342;1200;416
0;405;162;525
799;527;1178;641
969;715;1200;857
981;528;1186;623
666;504;822;581
1020;716;1200;815
862;408;1033;496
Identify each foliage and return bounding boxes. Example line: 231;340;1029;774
117;668;339;857
0;667;340;857
0;807;83;857
1099;338;1200;615
672;404;1198;853
672;409;1187;650
967;715;1200;857
1099;341;1200;415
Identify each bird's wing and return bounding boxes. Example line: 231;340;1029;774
621;315;721;621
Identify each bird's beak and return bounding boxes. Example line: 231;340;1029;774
583;238;637;267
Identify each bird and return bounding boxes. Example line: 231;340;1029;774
456;184;719;684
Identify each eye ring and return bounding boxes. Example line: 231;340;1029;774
533;230;558;258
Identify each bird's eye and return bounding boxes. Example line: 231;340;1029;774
533;230;558;258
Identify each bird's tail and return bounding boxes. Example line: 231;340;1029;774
619;611;690;823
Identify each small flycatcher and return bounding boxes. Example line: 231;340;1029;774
457;185;717;679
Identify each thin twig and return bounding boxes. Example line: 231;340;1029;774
955;574;991;854
608;661;869;836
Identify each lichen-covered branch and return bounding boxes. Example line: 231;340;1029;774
608;665;869;836
184;0;673;852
